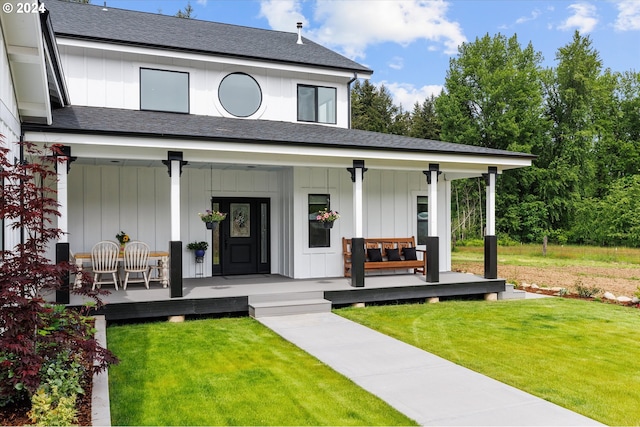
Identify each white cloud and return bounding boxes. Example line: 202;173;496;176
516;9;541;25
259;0;307;31
196;0;207;5
380;81;443;110
558;3;598;33
388;57;404;70
259;0;466;60
614;0;640;31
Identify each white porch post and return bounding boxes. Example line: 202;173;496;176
54;146;73;304
348;160;366;287
57;157;68;243
484;166;498;279
164;151;187;298
486;168;496;236
423;164;440;282
170;161;181;241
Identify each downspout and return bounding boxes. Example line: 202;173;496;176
347;72;358;129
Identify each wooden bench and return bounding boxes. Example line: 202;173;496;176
342;237;425;277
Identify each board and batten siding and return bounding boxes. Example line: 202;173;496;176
64;163;451;280
57;45;350;127
292;167;449;279
1;30;23;251
67;164;284;278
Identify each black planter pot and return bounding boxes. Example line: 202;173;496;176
205;222;218;230
323;221;334;229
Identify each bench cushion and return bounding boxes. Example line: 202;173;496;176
367;248;383;262
402;247;417;260
386;248;401;261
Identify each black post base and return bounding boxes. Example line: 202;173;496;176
170;241;183;298
425;236;439;283
351;237;365;288
484;235;498;279
55;242;70;304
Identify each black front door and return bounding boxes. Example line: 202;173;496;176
214;198;270;275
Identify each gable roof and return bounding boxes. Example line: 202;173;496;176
23;106;535;160
43;0;372;75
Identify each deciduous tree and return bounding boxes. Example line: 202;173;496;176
436;33;546;241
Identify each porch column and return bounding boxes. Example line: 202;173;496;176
54;146;74;304
423;164;440;283
348;160;367;287
164;151;187;298
484;167;498;279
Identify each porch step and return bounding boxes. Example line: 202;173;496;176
249;291;331;318
498;283;527;300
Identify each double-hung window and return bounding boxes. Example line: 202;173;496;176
140;68;189;113
298;85;336;124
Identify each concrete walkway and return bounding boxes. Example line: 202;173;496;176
258;312;602;426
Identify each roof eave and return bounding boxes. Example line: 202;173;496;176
54;33;374;76
22;124;537;162
1;9;52;124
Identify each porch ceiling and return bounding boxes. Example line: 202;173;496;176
74;157;286;172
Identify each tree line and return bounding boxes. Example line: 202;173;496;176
351;31;640;247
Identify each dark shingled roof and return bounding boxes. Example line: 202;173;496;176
43;0;372;75
24;106;535;160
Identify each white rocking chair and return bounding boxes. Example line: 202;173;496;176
123;241;150;289
91;241;120;290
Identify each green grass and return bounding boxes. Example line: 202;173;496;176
107;317;417;426
453;243;640;267
337;298;640;426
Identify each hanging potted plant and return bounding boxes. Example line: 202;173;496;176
198;209;227;230
315;208;340;229
186;241;209;258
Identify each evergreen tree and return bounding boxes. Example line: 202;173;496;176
537;32;604;231
175;1;195;18
351;80;405;134
409;95;441;140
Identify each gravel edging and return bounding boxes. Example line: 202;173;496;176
92;315;111;426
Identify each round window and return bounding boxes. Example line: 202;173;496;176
218;73;262;117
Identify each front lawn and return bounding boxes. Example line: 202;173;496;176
107;317;416;426
338;298;640;426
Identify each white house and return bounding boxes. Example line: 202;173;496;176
2;0;534;301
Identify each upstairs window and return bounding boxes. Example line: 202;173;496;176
140;68;189;113
298;85;336;124
218;72;262;117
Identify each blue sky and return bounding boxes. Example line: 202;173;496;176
102;0;639;109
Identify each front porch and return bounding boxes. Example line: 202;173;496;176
68;272;509;321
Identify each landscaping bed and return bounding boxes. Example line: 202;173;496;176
0;379;92;426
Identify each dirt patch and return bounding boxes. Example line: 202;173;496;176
453;262;640;298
